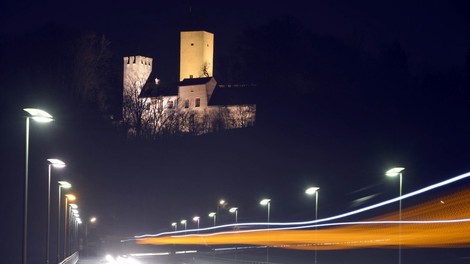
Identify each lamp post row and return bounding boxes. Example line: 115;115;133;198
169;168;403;264
22;108;96;264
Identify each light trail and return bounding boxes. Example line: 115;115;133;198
134;171;470;239
136;173;470;250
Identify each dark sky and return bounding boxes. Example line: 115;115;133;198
1;1;470;263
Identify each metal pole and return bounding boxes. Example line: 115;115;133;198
64;200;68;258
266;202;270;263
23;117;30;264
46;164;51;264
57;186;62;264
399;172;402;264
315;191;319;264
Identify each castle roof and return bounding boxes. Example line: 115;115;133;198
179;77;213;86
139;72;178;98
208;84;257;106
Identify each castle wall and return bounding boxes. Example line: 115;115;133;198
123;55;153;94
179;31;214;81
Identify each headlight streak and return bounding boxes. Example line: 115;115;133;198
134;171;470;240
136;186;470;250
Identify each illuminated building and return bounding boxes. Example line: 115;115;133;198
122;31;256;137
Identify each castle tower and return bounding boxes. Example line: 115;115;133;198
179;31;214;81
123;55;153;96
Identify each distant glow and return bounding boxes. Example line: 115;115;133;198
219;199;226;205
24;108;53;123
260;199;271;205
90;217;97;223
386;167;405;177
47;158;66;168
58;181;71;188
129;252;170;256
229;207;238;213
209;212;216;217
305;187;320;195
65;194;76;201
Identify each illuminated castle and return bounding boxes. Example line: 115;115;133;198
122;31;256;137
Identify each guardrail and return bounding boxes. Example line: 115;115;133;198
59;252;79;264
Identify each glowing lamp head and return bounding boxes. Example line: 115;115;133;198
90;217;97;223
229;207;238;213
219;199;226;205
47;159;66;168
24;108;53;123
305;187;320;195
260;199;271;206
65;194;76;201
180;219;187;224
208;212;216;217
69;203;78;209
386;167;405;177
193;216;200;221
58;181;71;189
171;222;177;227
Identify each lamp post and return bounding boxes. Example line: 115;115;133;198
57;181;71;263
229;207;238;223
171;222;177;231
260;198;271;263
23;108;53;264
306;187;320;264
181;219;187;231
216;199;226;223
386;167;405;264
193;216;200;229
46;159;66;264
85;217;97;256
208;212;216;227
64;196;76;258
70;206;79;254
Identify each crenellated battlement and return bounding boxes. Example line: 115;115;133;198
123;55;153;66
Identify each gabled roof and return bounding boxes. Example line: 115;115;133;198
179;77;213;86
139;72;178;98
208;84;257;106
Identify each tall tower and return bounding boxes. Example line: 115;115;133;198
179;31;214;81
123;55;153;96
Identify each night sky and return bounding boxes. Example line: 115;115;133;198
1;1;470;263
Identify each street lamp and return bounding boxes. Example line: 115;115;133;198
171;222;177;231
193;216;200;229
181;219;187;230
386;167;405;264
46;159;66;264
23;108;53;264
260;198;271;263
64;196;76;257
57;181;71;263
85;217;97;257
259;199;271;223
306;186;320;264
229;207;238;223
208;212;217;226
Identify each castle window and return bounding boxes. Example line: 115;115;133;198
195;98;201;107
184;99;189;108
167;100;174;109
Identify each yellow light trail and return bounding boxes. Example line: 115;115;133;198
137;188;470;250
